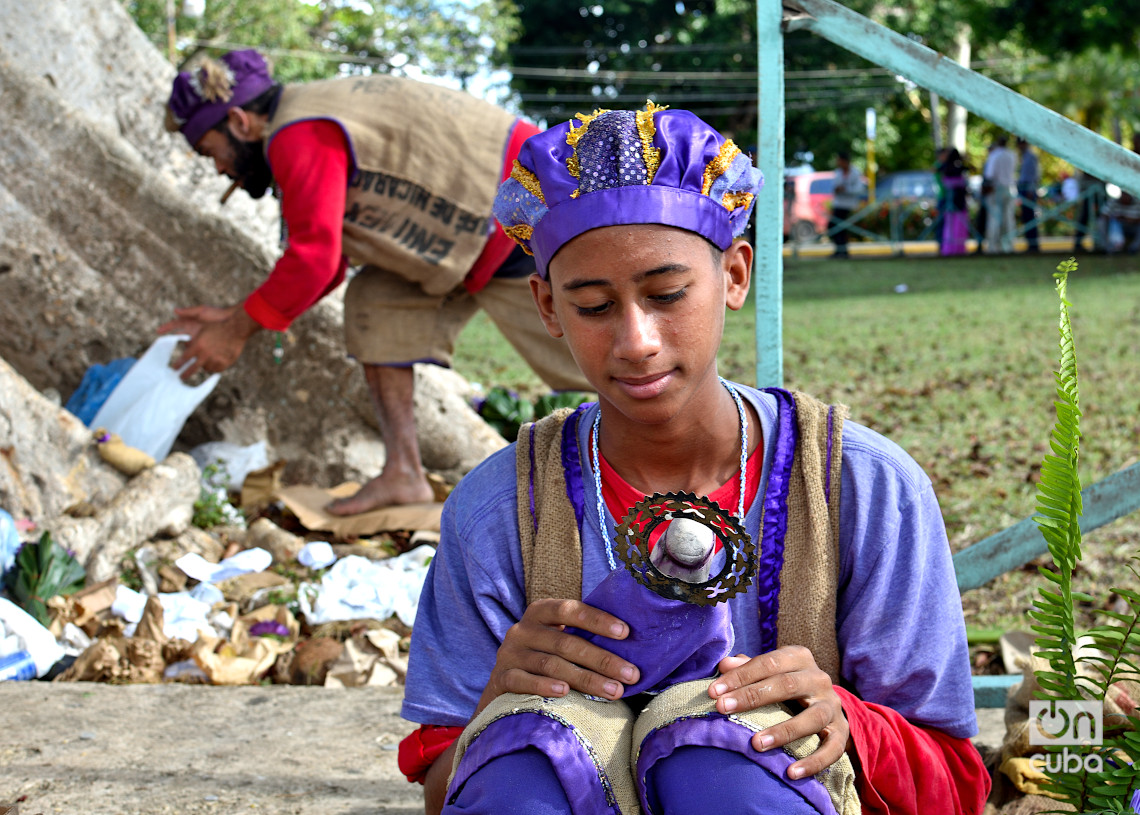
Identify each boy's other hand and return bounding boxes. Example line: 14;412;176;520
476;598;639;714
707;646;850;780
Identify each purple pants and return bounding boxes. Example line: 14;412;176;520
443;745;829;814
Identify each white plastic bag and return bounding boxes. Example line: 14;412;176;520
0;596;65;677
89;335;220;461
189;440;269;489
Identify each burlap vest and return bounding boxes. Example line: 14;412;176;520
266;75;517;295
514;390;847;682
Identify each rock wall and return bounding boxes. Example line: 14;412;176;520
0;0;505;489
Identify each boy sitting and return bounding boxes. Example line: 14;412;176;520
398;103;989;814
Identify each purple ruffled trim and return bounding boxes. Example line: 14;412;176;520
825;404;835;505
561;404;590;532
449;711;623;815
635;714;840;815
755;388;798;654
528;423;538;535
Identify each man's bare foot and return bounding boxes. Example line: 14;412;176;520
326;473;436;516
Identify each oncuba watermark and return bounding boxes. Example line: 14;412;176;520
1028;699;1104;773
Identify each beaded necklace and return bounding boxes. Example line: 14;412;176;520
591;377;749;571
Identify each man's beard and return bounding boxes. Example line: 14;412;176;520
227;129;274;199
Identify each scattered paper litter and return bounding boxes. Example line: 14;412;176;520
112;584;217;642
176;547;272;584
298;541;336;569
299;545;435;628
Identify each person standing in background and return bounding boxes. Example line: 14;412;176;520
983;136;1017;254
830;151;866;258
1017;138;1040;253
936;148;969;256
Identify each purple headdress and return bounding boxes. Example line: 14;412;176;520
492;102;764;276
165;49;275;146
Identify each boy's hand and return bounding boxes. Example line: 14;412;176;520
707;646;850;780
476;598;640;715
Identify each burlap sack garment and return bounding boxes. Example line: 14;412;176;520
267;74;516;296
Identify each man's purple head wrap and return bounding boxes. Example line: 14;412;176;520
165;49;274;146
492;102;764;276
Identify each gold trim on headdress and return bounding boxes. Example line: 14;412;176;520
503;224;535;253
724;191;754;212
702;139;742;198
635;101;667;183
509;160;546;205
564;108;610;180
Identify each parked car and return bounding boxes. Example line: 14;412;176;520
783;169;835;243
874;170;938;207
869;170;940;240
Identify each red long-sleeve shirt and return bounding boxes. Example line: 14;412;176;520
243;120;350;331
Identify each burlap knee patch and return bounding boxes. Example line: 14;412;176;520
450;691;640;814
633;679;860;815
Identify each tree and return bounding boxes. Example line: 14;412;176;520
124;0;521;85
992;0;1140;57
506;0;758;137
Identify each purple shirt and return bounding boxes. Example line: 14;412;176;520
402;385;978;739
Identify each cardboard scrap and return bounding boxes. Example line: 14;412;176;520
48;578;118;638
323;629;407;688
134;595;167;644
217;570;289;607
240;460;287;512
275;482;442;537
190;633;291;685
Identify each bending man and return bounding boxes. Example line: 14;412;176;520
161;50;589;514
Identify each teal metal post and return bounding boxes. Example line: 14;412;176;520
754;0;784;388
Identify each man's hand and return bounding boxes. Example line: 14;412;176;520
475;598;640;716
157;304;261;381
707;646;850;780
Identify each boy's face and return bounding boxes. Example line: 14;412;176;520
532;224;751;425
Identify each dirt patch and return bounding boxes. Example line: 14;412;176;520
0;683;422;815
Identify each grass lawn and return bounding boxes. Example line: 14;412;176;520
453;251;1140;633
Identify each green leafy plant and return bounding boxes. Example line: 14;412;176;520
476;387;590;442
192;460;246;530
1030;258;1140;811
3;531;87;626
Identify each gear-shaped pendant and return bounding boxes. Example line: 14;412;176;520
612;491;755;606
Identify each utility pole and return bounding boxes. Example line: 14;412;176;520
166;0;177;63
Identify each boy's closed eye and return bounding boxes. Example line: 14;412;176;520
573;287;689;317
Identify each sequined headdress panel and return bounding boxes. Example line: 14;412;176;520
492;102;764;276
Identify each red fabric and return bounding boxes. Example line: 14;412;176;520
243;120;351;331
462;119;543;294
598;433;763;552
398;724;465;784
836;686;990;815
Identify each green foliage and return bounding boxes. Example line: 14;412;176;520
476;387;590;442
992;0;1140;57
1029;259;1140;811
124;0;521;86
192;461;245;530
3;532;87;627
1030;259;1083;696
508;0;759;136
